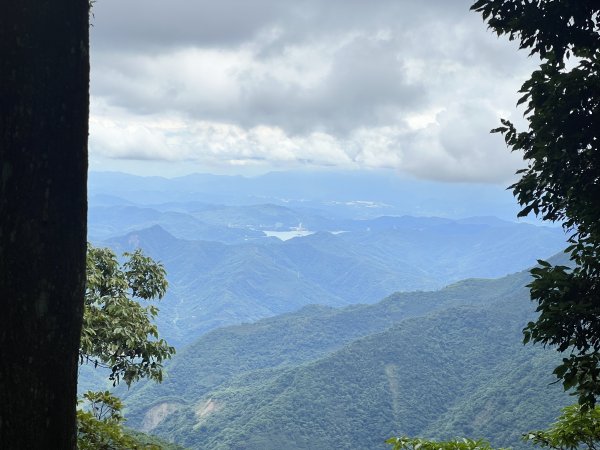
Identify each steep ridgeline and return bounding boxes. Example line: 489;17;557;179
122;266;570;449
103;218;565;348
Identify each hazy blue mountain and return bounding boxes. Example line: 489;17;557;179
88;205;263;243
121;266;569;450
336;220;566;281
101;217;566;347
103;225;430;347
89;170;525;221
89;193;137;207
186;203;332;231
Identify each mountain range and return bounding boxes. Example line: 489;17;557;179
120;262;571;449
83;170;573;450
99;216;566;348
88;170;525;222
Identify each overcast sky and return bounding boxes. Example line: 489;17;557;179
89;0;537;183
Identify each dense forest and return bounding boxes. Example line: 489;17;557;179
118;262;567;449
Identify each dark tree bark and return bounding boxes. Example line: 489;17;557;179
0;1;89;448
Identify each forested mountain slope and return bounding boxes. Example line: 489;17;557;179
122;266;569;449
102;220;564;348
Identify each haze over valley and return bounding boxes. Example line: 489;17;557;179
81;170;572;449
88;171;567;347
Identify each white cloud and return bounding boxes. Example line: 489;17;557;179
89;0;538;182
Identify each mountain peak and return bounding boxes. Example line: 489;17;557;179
106;224;178;252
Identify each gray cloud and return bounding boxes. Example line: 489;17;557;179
91;0;466;50
234;33;426;135
91;0;287;50
89;0;538;182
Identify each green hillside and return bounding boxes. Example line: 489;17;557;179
102;219;565;348
121;267;570;449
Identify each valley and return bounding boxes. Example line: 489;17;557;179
121;264;569;449
84;171;573;449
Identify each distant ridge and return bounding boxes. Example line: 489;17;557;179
94;215;566;349
88;170;524;221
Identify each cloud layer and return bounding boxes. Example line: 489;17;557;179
90;0;537;182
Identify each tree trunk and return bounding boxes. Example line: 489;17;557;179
0;1;89;448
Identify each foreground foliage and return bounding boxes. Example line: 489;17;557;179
82;245;175;386
525;404;600;450
78;245;176;448
471;0;600;407
77;391;185;449
389;404;600;450
386;437;502;450
77;391;145;450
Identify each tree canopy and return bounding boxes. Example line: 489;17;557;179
471;0;600;407
525;404;600;450
81;245;175;387
78;245;176;448
386;437;502;450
